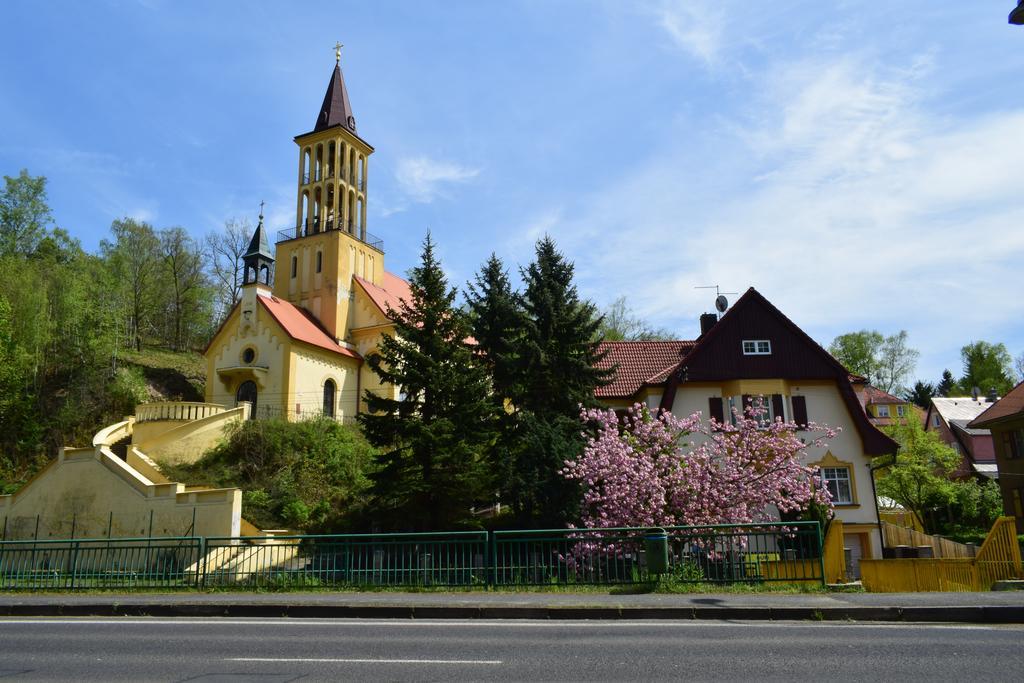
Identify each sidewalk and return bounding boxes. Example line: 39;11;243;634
2;590;1024;622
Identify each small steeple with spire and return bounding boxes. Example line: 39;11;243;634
315;42;356;134
242;203;274;287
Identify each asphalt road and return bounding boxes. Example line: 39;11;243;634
1;618;1022;682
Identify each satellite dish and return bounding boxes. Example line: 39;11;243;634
715;295;729;313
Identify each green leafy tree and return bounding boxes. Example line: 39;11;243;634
0;170;52;257
359;234;497;530
159;226;212;350
876;331;920;396
877;418;960;533
829;330;884;380
504;236;612;527
903;380;935;409
101;218;161;351
829;329;918;394
956;341;1015;397
596;296;674;341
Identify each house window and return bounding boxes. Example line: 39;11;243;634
822;467;853;504
316;251;323;273
742;340;771;355
1005;429;1024;459
896;405;906;418
932;413;940;427
291;255;297;278
877;405;890;418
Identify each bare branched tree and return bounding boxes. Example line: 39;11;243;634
205;218;251;322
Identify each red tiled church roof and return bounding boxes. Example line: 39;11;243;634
258;294;360;359
595;340;696;398
354;271;413;318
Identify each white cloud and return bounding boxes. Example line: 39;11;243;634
536;48;1024;379
394;156;480;203
654;0;726;65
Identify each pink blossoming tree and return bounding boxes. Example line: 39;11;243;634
562;400;836;529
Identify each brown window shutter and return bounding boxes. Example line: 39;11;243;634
771;394;785;422
709;397;724;425
792;396;808;428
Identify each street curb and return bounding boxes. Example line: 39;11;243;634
1;602;1023;623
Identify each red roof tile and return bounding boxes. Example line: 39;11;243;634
595;340;696;398
970;380;1024;428
863;385;905;405
258;294;360;359
354;271;412;319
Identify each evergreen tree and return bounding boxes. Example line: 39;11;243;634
359;234;497;530
936;369;955;397
505;236;612;526
465;254;523;500
903;380;935;410
465;253;522;402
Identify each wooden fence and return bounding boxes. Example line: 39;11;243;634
881;521;976;558
862;517;1023;592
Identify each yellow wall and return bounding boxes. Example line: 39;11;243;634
0;447;240;540
668;380;883;558
273;228;384;343
289;346;360;420
135;405;249;466
205;285;289;416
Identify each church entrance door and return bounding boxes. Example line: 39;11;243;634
236;380;258;419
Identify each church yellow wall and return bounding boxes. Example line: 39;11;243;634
273;228;383;344
205;288;290;417
289;346;361;420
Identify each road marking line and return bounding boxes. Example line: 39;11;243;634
225;657;502;664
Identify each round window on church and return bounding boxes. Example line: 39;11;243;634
242;347;256;364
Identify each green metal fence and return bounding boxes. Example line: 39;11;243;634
0;522;823;591
0;537;203;590
492;522;824;586
200;531;488;589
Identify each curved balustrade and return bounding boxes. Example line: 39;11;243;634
135;402;226;424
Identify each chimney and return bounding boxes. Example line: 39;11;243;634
699;313;718;337
987;387;999;403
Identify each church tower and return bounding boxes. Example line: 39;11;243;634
272;45;383;345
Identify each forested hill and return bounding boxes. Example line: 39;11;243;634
0;169;239;493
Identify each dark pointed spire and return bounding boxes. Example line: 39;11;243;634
243;207;273;261
314;62;356;134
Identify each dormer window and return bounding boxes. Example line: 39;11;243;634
742;340;771;355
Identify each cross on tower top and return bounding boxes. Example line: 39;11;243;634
334;41;343;64
258;200;265;221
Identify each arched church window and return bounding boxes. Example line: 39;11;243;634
259;264;269;284
291;256;297;279
316;251;323;273
323;379;336;419
236;380;258;419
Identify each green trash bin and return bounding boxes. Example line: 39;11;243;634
645;528;669;576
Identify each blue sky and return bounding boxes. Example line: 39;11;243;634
2;1;1023;386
